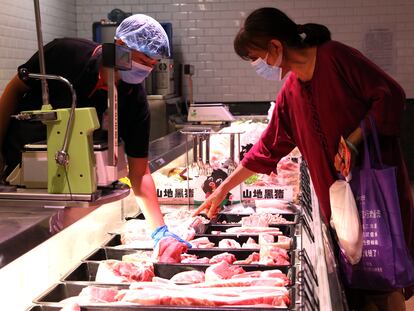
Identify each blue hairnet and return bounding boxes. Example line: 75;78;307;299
115;14;170;59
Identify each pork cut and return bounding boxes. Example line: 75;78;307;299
170;270;205;284
204;261;245;282
153;236;189;263
95;260;154;283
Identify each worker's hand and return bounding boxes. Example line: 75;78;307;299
151;225;192;248
334;136;358;177
192;187;228;219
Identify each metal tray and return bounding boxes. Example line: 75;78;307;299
215;213;298;224
83;248;293;267
33;282;296;310
204;223;295;237
102;233;296;251
192;233;297;251
61;260;296;284
28;306;294;311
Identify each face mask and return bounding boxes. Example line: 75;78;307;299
251;51;283;81
119;61;153;84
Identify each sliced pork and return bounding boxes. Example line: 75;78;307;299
153;236;189;263
95;260;154;283
204;261;245;282
170;270;205;284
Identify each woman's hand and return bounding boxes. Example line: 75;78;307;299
192;186;229;219
334;136;359;177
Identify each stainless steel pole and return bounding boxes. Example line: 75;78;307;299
33;0;50;108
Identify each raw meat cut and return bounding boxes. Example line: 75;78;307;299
118;283;290;307
242;237;260;248
153;236;189;263
260;244;290;266
95;260;154;283
170;270;205;284
218;239;241;248
233;252;260;265
225;226;282;235
59;303;80;311
205;261;245;282
188;276;287;288
180;253;210;264
208;252;236;264
190;237;215;248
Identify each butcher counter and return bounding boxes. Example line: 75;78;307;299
0;130;348;310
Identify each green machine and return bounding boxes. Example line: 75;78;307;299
0;0;132;205
15;69;100;195
12;42;132;198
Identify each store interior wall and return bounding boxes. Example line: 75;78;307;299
0;0;76;91
0;0;412;101
78;0;414;103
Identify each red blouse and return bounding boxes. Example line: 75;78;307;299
242;41;414;257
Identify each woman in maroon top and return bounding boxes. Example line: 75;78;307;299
194;7;414;310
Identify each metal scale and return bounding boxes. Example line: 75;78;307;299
183;64;235;125
0;0;131;207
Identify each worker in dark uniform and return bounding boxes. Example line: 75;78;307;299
0;14;188;247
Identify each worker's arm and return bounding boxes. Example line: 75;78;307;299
127;156;165;231
0;74;29;172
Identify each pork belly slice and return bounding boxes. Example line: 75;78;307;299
218;238;241;248
95;259;154;283
208;252;236;264
170;270;206;284
205;261;245;282
118;285;289;307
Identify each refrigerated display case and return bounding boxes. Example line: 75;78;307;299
0;126;349;310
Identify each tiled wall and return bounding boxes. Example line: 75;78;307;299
0;0;413;102
0;0;76;91
74;0;414;102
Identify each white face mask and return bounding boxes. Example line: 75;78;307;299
119;61;153;84
251;51;283;81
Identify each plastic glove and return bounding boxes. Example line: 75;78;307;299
151;225;192;248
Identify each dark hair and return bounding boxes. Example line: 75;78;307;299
234;7;331;60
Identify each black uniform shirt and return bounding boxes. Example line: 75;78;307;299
16;37;150;158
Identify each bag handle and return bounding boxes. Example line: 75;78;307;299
361;116;384;169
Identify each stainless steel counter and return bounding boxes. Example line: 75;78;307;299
0;130;186;270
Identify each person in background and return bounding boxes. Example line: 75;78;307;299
0;14;189;248
194;7;414;310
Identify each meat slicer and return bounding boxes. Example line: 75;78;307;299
0;0;130;206
3;43;131;203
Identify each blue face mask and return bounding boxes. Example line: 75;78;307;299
251;52;283;81
119;61;153;84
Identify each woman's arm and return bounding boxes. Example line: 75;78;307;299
193;164;256;219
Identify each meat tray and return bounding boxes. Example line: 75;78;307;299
214;213;299;224
61;260;296;284
193;233;297;251
82;247;294;267
204;223;295;236
102;233;296;251
32;282;296;311
27;305;294;311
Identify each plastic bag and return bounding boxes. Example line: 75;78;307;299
340;117;414;290
329;175;363;264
